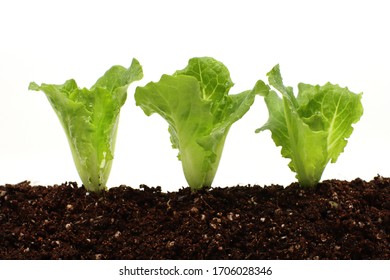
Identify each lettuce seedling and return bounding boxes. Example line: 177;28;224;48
256;65;363;188
29;59;143;192
135;57;266;190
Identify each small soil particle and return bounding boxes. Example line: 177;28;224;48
0;177;389;259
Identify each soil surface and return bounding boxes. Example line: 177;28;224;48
0;177;389;260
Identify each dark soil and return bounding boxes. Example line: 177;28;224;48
0;177;389;260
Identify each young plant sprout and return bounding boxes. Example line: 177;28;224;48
135;57;266;190
29;59;143;192
256;64;363;188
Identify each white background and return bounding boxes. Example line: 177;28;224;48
1;0;389;191
0;260;388;280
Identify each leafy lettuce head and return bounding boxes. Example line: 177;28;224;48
29;59;143;192
256;64;363;188
135;57;266;190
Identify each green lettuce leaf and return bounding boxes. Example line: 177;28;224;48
29;58;143;192
256;65;363;187
135;57;266;190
